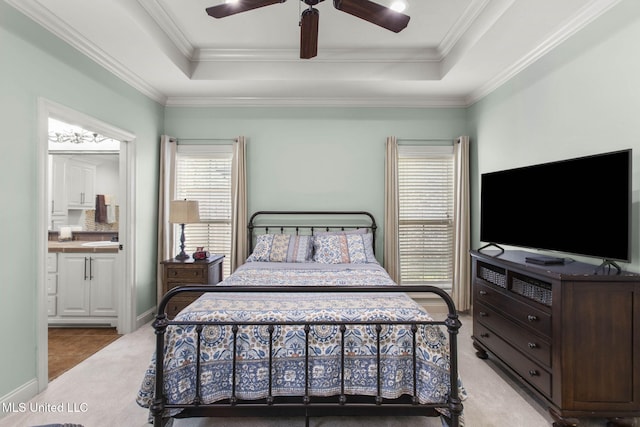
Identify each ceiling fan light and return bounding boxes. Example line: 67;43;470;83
390;1;406;13
225;0;239;3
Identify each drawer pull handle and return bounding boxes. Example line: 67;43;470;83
527;315;538;322
479;290;487;295
480;333;489;338
479;311;488;317
528;370;540;377
528;342;538;349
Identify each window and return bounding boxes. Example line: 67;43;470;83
397;145;454;290
174;145;232;278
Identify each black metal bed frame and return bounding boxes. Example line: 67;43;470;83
247;210;379;253
151;211;462;427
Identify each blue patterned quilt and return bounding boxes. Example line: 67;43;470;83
137;262;460;418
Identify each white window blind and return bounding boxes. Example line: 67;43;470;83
175;145;232;278
398;145;454;290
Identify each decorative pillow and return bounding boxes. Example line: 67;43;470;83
313;232;377;264
247;234;313;263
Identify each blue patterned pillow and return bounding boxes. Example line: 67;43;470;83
247;234;313;263
313;233;377;264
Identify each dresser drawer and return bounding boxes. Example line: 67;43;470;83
166;266;207;282
475;302;551;367
475;281;551;337
474;322;551;398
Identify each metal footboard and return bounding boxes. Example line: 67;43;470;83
150;285;462;427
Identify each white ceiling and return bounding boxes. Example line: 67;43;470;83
6;0;622;107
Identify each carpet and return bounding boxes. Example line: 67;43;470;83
0;316;634;427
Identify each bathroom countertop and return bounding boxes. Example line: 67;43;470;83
48;240;119;253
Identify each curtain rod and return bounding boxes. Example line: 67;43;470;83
398;138;454;143
398;138;455;146
175;137;237;143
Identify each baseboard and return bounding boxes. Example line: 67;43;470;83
136;306;156;329
0;378;38;419
47;318;118;328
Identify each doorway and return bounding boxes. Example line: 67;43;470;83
37;99;136;391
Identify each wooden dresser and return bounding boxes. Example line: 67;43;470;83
470;250;640;426
160;254;224;318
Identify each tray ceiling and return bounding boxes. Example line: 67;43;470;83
5;0;622;107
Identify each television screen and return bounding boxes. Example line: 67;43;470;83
480;149;631;262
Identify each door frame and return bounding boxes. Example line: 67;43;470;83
36;98;136;391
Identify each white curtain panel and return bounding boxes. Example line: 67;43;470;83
231;136;248;273
452;136;471;312
156;135;177;304
383;136;400;283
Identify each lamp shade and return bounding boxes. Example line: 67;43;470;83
169;200;200;224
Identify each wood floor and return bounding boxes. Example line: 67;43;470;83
48;327;121;381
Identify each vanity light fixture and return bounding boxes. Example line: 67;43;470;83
48;129;109;144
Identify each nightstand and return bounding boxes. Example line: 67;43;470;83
160;254;224;318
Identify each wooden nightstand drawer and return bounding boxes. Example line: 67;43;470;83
166;266;205;282
160;255;224;319
165;294;205;318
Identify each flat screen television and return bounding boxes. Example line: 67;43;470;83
480;149;631;263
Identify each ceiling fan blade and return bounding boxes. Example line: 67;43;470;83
333;0;409;32
206;0;286;19
300;7;319;59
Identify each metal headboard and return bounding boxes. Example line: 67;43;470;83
247;211;377;253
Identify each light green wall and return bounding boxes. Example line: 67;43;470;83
467;0;640;270
165;106;468;256
0;2;163;398
3;0;639;407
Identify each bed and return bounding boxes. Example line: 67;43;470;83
137;211;464;426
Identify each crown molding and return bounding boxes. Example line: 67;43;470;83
164;95;468;108
466;0;623;106
194;47;441;62
136;0;194;59
438;0;490;59
5;0;167;105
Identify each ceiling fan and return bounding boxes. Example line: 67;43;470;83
205;0;410;59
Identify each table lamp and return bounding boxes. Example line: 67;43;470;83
169;199;200;260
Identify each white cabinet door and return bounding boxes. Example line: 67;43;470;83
47;296;57;316
49;156;67;230
89;255;117;317
58;253;117;318
50;156;67;216
58;254;91;316
47;253;58;317
67;160;96;209
47;253;58;273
